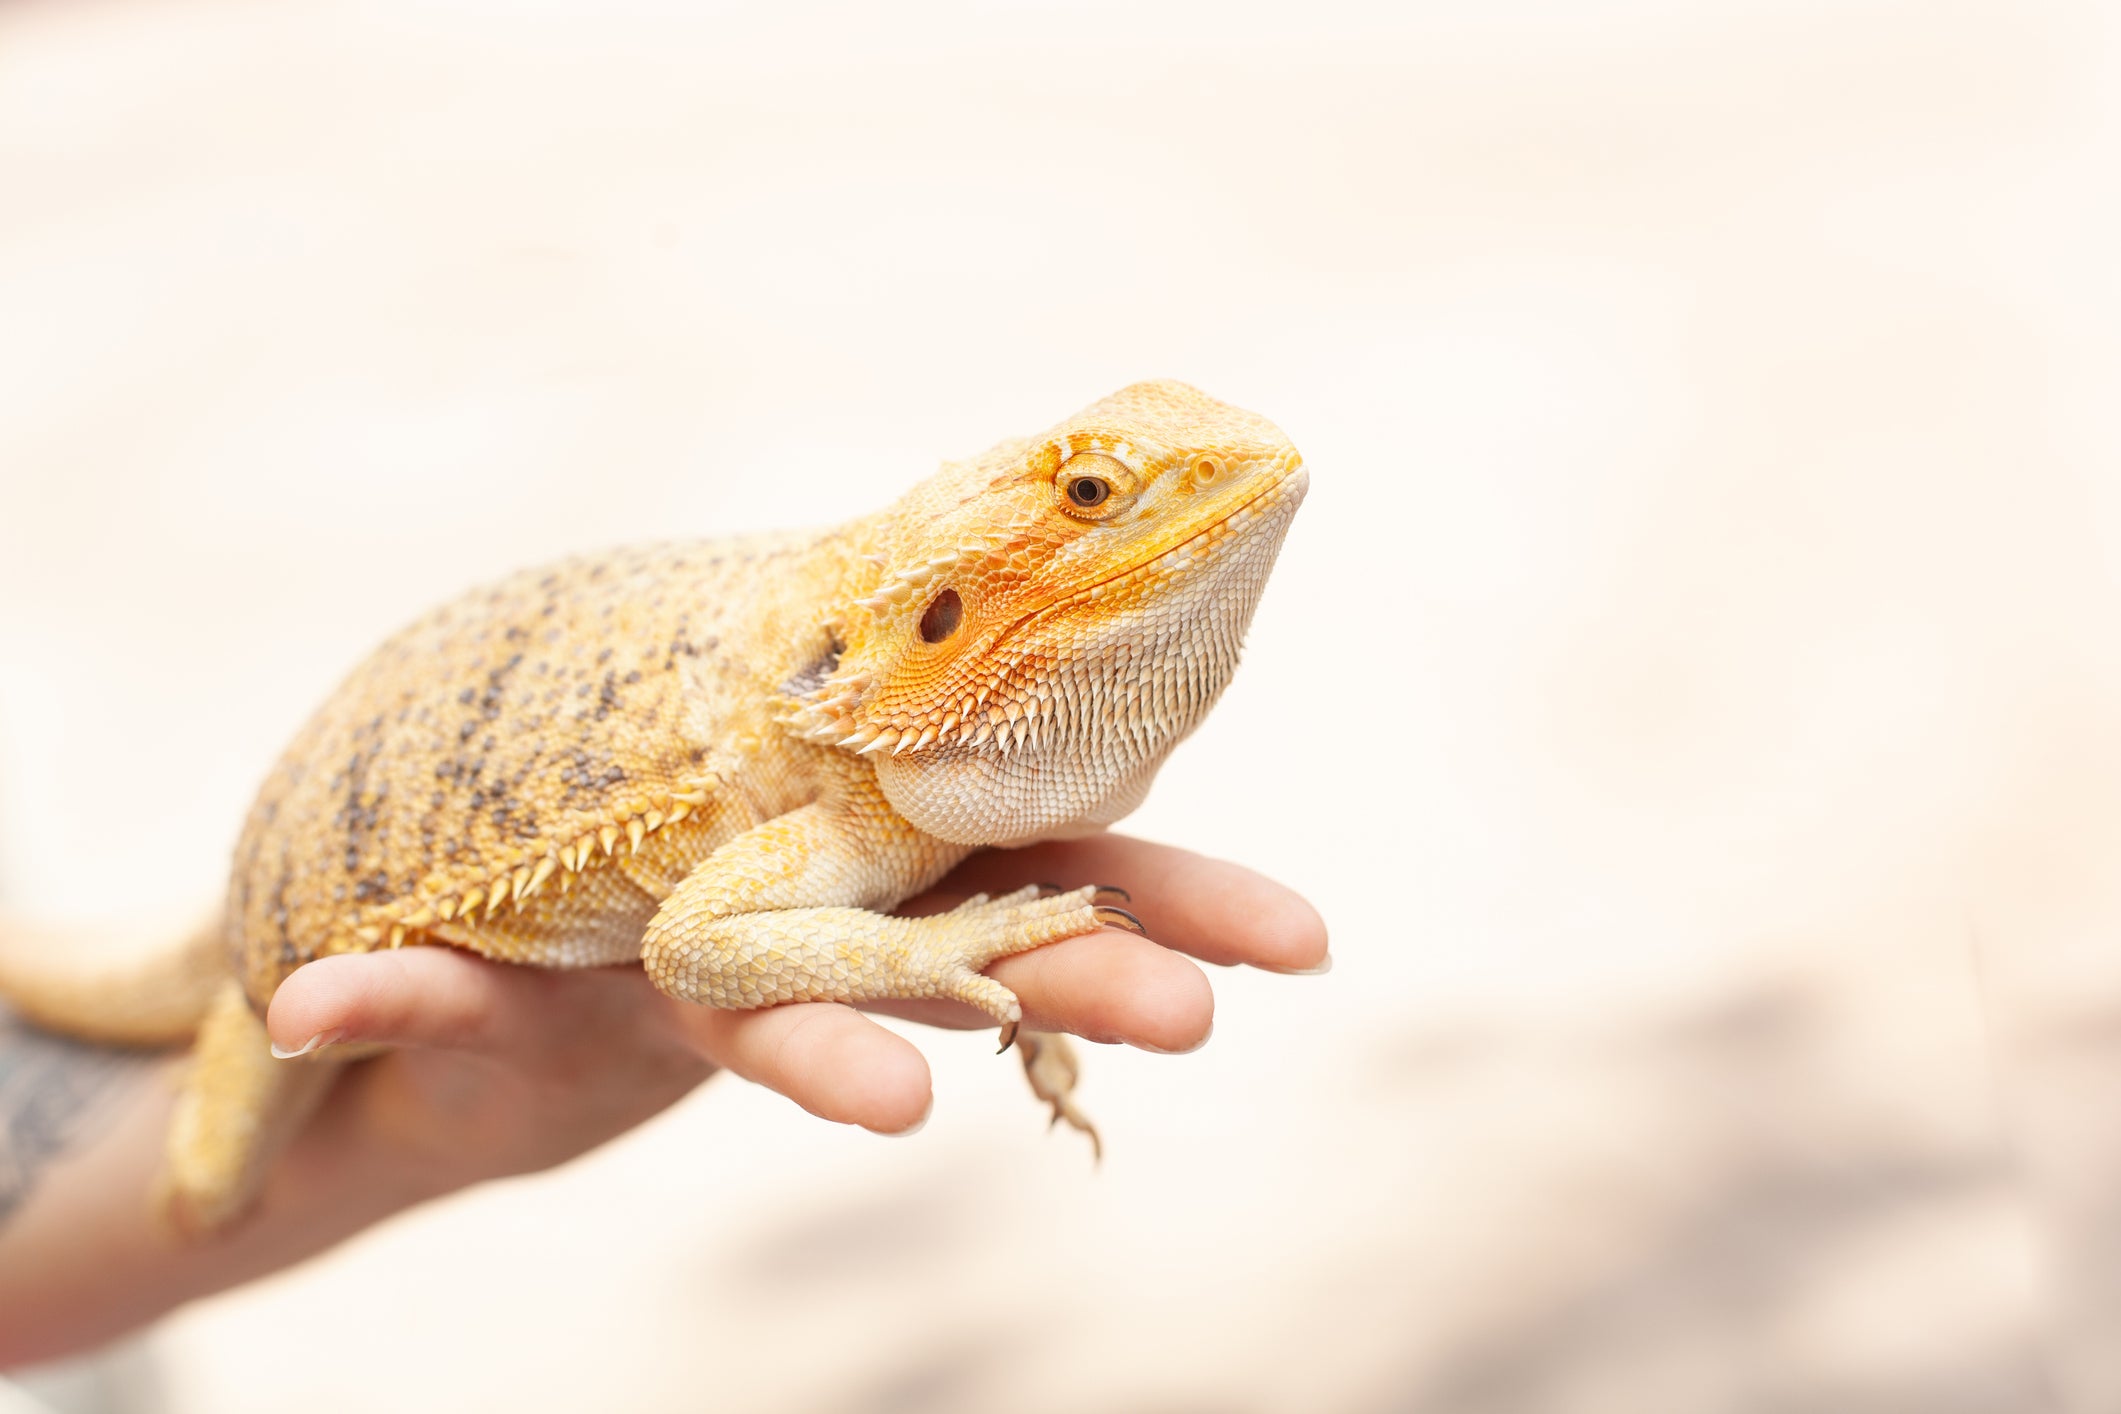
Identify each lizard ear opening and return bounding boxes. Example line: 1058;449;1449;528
918;588;963;645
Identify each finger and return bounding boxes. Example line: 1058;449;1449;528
264;948;656;1062
913;835;1330;973
865;929;1215;1054
671;1002;932;1136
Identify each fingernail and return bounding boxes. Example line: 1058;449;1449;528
1137;1020;1212;1056
270;1028;343;1060
881;1097;934;1138
1263;954;1332;976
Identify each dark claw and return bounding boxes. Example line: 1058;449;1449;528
1094;904;1148;936
997;1019;1020;1053
1091;883;1132;903
1034;881;1066;897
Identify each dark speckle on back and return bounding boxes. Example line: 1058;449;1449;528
226;535;827;1004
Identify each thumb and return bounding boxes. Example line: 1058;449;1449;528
265;948;566;1059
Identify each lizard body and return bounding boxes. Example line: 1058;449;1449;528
0;380;1307;1232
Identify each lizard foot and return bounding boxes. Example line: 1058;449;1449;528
1015;1029;1101;1161
924;884;1108;1051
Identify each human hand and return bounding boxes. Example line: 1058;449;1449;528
263;834;1328;1201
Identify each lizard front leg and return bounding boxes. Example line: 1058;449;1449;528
639;791;1114;1049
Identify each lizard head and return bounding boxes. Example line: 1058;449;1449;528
785;379;1308;847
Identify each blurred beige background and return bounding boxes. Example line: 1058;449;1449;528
2;0;2117;1409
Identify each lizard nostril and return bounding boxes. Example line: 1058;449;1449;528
919;588;962;644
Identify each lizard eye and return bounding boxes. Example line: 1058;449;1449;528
1051;451;1130;518
918;588;962;644
1066;475;1111;508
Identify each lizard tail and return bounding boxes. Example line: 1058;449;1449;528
0;908;225;1047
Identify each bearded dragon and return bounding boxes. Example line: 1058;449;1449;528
0;381;1307;1233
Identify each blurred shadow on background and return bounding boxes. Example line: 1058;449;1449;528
1357;985;2048;1414
2009;1008;2121;1414
597;969;2050;1414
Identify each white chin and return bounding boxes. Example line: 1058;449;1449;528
875;744;1160;847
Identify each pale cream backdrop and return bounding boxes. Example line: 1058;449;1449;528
1;0;2115;1410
